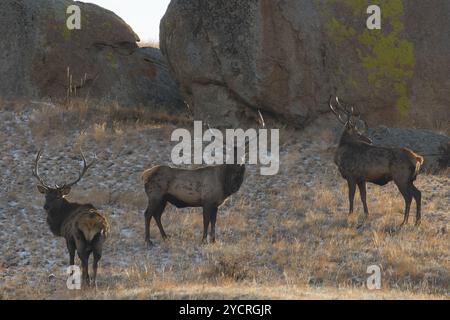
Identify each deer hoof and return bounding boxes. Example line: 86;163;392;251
82;280;91;290
400;217;409;227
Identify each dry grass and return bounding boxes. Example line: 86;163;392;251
0;100;448;300
28;99;190;138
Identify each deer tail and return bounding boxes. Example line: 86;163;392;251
77;210;109;242
414;154;424;174
406;149;424;178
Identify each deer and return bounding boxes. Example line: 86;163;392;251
142;114;266;247
33;150;109;287
329;96;424;227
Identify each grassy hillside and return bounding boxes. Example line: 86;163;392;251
0;100;448;299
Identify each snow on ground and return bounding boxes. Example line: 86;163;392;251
0;103;448;299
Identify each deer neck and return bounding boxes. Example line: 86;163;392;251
223;164;245;197
339;130;364;147
46;198;75;237
338;130;352;145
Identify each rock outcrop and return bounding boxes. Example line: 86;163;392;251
368;127;450;172
0;0;184;112
161;0;450;127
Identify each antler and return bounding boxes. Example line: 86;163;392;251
340;99;369;131
336;96;356;122
330;96;365;126
32;149;96;189
204;109;266;164
257;109;266;129
329;96;347;125
32;149;50;188
205;109;266;145
62;150;96;188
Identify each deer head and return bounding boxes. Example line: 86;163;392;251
329;96;372;144
33;149;96;212
206;109;266;166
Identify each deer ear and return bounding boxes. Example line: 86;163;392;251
60;186;71;196
37;185;47;194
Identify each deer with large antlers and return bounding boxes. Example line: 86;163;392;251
33;150;109;287
329;96;424;227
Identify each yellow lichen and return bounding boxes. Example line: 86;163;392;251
319;0;415;114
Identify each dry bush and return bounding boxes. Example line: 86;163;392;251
201;247;257;282
28;99;190;139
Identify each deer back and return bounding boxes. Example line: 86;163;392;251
336;141;395;181
60;204;109;242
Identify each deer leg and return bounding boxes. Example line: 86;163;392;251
411;183;422;226
77;250;90;288
357;181;369;220
92;247;102;288
144;206;153;247
401;196;412;227
347;180;356;215
66;238;76;266
209;207;218;243
202;206;211;244
396;183;412;227
154;201;168;240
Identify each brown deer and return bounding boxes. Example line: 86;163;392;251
329;96;424;227
142;115;266;247
142;145;246;246
33;150;109;287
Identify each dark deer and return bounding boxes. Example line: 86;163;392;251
33;150;109;287
329;96;424;227
142;115;266;246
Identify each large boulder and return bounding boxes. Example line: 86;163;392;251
0;0;184;112
368;127;450;172
160;0;450;127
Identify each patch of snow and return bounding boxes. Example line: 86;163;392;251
120;228;134;239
